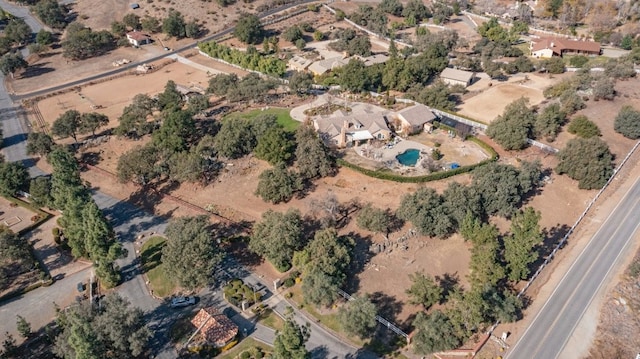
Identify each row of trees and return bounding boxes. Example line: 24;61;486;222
198;41;287;76
50;109;109;143
207;73;278;103
48;148;124;286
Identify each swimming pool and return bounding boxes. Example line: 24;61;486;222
396;149;420;166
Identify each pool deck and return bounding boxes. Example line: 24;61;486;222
354;138;432;168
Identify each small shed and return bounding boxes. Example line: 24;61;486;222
130;3;140;9
440;68;475;87
126;31;151;47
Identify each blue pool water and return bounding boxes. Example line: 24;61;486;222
396;149;420;166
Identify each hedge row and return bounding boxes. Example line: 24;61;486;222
337;137;498;183
198;41;287;77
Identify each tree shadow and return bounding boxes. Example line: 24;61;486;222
368;291;403;324
435;272;460;303
78;151;102;166
310;345;329;359
20;63;55;79
533;223;571;271
224;236;264;268
344;231;373;293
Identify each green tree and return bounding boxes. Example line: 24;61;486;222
412;310;462;355
234;13;264;44
337;59;369;92
1;332;17;358
471;162;541;218
141;16;161;33
51;109;82;143
4;18;32;45
272;311;310;359
29;176;53;208
80;112;109;137
294;124;335;180
36;29;54;45
157;80;184;111
116;94;155;138
162;216;222;290
592;76;615;101
255;127;295;165
33;0;67;29
122;13;141;30
406;271;443;309
442;182;483;228
556;137;613;189
250;209;302;272
465;219;505;287
162;10;186;38
294;228;352;282
62;22;115;60
111;21;127;37
16;315;31;339
534;103;565;141
53;294;151;359
621;34;633;50
542;57;565;74
255;163;303;204
301;268;338;307
167;151;205;183
214;117;255;159
117;145;162;185
188;94;209;114
152;108;195;152
288;71;313;95
614;105;640;139
504;207;543;281
378;0;403;15
26;132;55;157
0;52;28;78
0;162;28;196
486;97;535;150
282;25;303;42
569;55;589;68
185;20;201;38
356;203;394;236
397;187;453;238
338;295;377;339
567;115;601;138
402;0;431;22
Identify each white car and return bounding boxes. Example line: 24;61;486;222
170;296;196;308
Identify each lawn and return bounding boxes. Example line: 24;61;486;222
140;236;176;298
223;108;300;132
218;337;272;359
256;308;285;331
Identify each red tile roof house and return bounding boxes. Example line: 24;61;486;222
530;37;601;58
190;307;239;347
126;31;152;47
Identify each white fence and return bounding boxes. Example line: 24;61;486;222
336;288;410;343
487;139;640;335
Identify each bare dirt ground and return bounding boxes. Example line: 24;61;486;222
10;46;170;95
36;61;213;134
457;72;563;124
587;243;640;359
72;0;272;33
0;198;39;234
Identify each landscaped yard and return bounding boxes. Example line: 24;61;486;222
218;337;272;359
256;308;285;331
140;236;176;298
223;108;300;132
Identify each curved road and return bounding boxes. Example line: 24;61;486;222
1;2;377;358
507;176;640;358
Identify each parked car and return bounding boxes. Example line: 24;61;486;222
170;296;196;308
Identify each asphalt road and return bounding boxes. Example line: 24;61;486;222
0;0;45;35
507;176;640;359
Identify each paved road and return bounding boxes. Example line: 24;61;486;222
9;0;318;101
507;176;640;359
0;0;45;34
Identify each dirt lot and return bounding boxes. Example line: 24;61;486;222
457;73;561;124
36;61;215;135
72;0;272;33
11;45;169;95
0;198;40;234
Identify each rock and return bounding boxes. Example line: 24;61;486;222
620;297;627;306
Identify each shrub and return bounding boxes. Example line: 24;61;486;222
614;105;640;139
52;227;60;237
567;115;601;138
283;277;295;288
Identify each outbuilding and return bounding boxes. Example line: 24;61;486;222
440;67;475;87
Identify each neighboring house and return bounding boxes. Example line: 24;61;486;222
126;31;151;47
315;111;391;147
191;307;238;348
440;68;475;87
530;38;601;58
308;57;349;76
176;84;205;101
288;55;313;72
356;54;390;67
396;104;437;135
